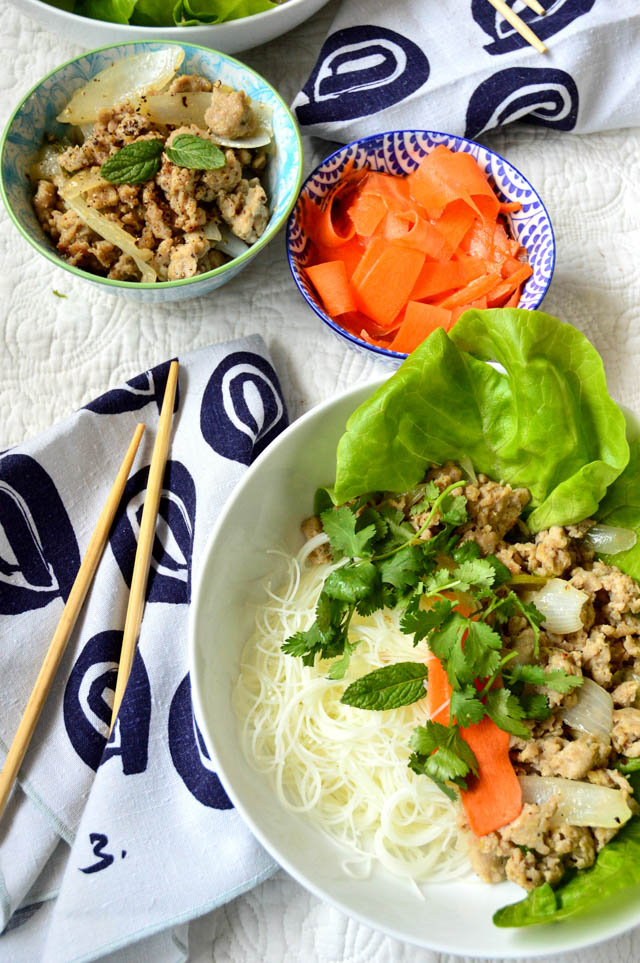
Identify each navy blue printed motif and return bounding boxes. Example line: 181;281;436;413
85;359;179;416
79;833;115;874
64;630;151;774
0;454;80;614
296;26;430;126
200;352;288;466
465;67;579;137
472;0;596;56
109;460;196;604
168;674;232;809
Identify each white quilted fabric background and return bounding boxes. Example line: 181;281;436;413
1;1;639;960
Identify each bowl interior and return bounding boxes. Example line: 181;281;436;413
287;131;555;361
0;41;302;293
190;379;640;958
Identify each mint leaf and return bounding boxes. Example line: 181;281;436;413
165;133;226;170
485;688;530;738
324;562;378;602
321;507;376;560
100;138;164;184
341;662;428;711
450;686;485;727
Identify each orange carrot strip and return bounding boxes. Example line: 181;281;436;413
499;201;522;213
352;244;425;329
460;718;523;837
486;263;533;307
410;259;484;301
435;200;478;258
305;261;357;317
426;654;453;725
313;237;366;280
389;302;451;354
427;146;499;220
437;273;501;310
505;285;522;308
501;255;524;278
361;171;413;210
448;304;475;328
383;211;447;259
350;236;388;290
312;191;356;248
348;191;388;236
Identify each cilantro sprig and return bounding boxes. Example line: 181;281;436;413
283;471;583;801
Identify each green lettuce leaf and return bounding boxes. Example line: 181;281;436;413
76;0;137;21
333;309;628;532
493;816;640;927
175;0;277;24
596;412;640;579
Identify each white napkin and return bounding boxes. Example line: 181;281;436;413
292;0;640;143
0;337;284;961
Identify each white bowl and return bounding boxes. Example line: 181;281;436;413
9;0;331;54
189;379;640;957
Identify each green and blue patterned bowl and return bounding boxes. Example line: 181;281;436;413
0;41;303;302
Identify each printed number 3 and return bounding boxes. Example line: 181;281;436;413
79;832;126;874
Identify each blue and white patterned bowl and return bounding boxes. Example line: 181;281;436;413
287;130;555;365
0;41;303;303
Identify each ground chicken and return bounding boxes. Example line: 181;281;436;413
460;475;530;555
217;177;269;244
204;86;254;138
32;75;270;282
300;516;331;565
612;707;640;757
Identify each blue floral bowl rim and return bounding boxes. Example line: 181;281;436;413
286;129;556;361
0;39;304;292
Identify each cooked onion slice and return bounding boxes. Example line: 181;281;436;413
141;92;273;148
57;48;185;125
216;226;250;258
530;578;588;634
29;144;65;181
62;168;110;199
584;523;637;555
58;186;156;283
519;774;632;828
561;677;613;742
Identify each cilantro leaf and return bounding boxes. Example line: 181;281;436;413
324;562;378;602
281;631;313;658
378;505;414;548
506;664;584;693
453;558;497;594
485;688;531;738
409;720;479;796
320;507;376;560
424;568;457;594
453;540;481;563
431;617;502;689
315;592;347;632
379;545;423;590
440;493;468;525
519;692;551;721
340;662;428;710
327;641;357;680
400;596;453;645
450;686;486;727
485;554;513;587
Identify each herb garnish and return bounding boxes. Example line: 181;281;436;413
100;139;165;185
165;134;226;170
283;475;583;799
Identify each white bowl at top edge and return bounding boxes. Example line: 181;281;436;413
189;377;640;958
8;0;331;54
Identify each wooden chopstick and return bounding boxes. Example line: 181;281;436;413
109;361;179;733
521;0;545;15
487;0;547;53
0;423;146;819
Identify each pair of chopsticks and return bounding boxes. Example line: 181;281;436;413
0;361;179;819
487;0;548;55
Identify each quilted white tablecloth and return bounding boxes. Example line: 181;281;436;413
1;2;640;961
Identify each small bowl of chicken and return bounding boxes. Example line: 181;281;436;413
0;41;303;302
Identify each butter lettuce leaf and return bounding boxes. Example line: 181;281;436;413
334;309;629;532
66;0;277;24
493;816;640;927
596;412;640;579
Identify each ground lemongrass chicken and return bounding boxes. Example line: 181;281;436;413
235;462;640;892
32;74;270;282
